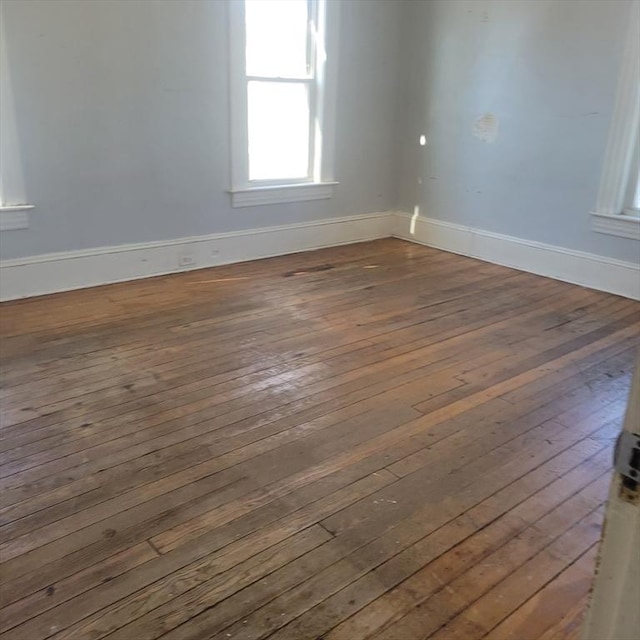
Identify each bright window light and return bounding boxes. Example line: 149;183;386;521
229;0;337;206
243;0;316;183
245;0;309;78
248;81;310;180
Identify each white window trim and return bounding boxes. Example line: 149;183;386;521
0;204;33;231
229;181;339;208
228;0;339;208
0;13;33;232
590;0;640;240
591;211;639;241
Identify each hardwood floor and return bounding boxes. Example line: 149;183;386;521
0;238;637;640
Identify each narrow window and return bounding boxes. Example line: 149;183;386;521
590;1;639;239
229;0;338;207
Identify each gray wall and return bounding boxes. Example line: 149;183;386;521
0;0;402;260
397;0;640;263
2;0;639;264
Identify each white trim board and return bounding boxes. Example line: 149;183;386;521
0;212;392;301
393;212;640;301
593;0;640;217
0;205;33;231
229;182;339;208
1;211;638;302
591;211;640;240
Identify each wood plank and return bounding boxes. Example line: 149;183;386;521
162;438;611;640
0;266;554;433
0;541;158;633
369;502;606;640
1;239;636;640
0;406;421;565
87;407;621;640
481;546;598;640
0;258;575;408
425;531;601;640
3;471;396;640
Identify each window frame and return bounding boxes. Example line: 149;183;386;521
228;0;338;208
0;10;33;231
590;0;640;240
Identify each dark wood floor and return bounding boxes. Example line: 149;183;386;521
0;238;638;640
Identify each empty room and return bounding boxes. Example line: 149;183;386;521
1;0;639;639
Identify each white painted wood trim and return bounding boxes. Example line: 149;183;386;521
228;0;250;191
229;181;338;208
3;210;638;301
393;212;640;300
591;211;640;240
316;0;339;183
0;205;32;231
228;0;338;193
582;355;640;640
0;204;34;211
0;212;392;301
593;0;640;217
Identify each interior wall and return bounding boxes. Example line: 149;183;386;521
397;0;640;264
2;0;639;268
0;0;403;260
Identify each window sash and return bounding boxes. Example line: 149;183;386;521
245;76;316;184
245;0;313;79
231;0;321;189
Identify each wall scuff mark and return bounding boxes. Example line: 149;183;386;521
472;113;499;143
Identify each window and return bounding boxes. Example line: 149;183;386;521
632;172;640;213
590;0;639;240
229;0;338;207
0;15;33;231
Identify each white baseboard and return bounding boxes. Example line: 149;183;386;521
0;212;392;301
393;212;640;301
2;210;638;301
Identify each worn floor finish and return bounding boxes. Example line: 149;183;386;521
0;238;638;640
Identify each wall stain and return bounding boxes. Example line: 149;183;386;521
472;113;499;143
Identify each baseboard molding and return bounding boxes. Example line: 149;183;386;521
393;212;640;300
2;210;638;301
0;212;392;301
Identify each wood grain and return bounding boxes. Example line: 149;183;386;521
1;238;637;640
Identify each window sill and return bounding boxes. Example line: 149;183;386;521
230;182;338;208
0;205;34;231
591;211;640;240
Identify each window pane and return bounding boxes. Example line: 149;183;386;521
248;81;310;181
245;0;309;78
